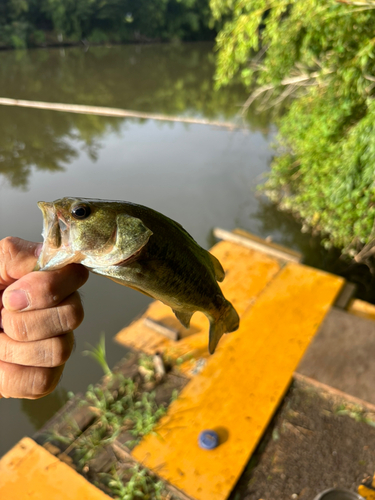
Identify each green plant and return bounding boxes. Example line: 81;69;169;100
83;334;112;376
44;336;172;497
211;0;375;251
335;402;375;427
104;466;165;500
125;392;167;447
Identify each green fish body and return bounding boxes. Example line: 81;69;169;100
36;197;240;353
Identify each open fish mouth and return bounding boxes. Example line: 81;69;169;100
35;201;70;270
38;202;62;248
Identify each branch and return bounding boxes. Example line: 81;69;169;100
336;0;375;5
242;70;331;115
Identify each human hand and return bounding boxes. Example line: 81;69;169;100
0;237;89;399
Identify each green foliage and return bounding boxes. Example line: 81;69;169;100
104;466;165;500
54;336;172;498
212;0;375;251
83;334;113;376
0;0;216;48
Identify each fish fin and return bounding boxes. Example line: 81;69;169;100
208;300;239;354
173;309;193;329
208;252;225;282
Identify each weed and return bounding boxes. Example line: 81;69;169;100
83;334;112;376
68;336;172;498
335;403;375;427
103;466;166;500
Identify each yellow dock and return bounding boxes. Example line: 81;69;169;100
2;228;372;500
0;438;111;500
130;261;343;500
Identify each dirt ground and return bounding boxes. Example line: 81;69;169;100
229;378;375;500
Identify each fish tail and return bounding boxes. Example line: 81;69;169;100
208;300;239;354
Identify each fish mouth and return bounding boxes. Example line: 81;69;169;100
38;201;61;248
35;201;65;270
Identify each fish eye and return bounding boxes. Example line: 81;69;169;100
71;204;91;220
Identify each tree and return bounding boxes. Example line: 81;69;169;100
211;0;375;253
0;0;216;48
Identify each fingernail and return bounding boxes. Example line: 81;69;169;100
4;290;29;311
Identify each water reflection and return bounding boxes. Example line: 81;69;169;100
0;43;267;121
0;107;121;189
21;388;69;430
254;200;375;301
0;43;274;189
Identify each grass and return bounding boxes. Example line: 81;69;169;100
46;337;176;499
102;466;165;500
335;402;375;427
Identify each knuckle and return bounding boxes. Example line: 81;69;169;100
0;237;22;281
30;368;59;398
0;237;21;258
51;334;74;366
1;310;29;341
55;294;85;333
71;295;85;328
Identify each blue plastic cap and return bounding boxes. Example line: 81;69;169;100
198;430;219;450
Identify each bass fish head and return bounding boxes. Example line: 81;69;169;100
35;197;153;271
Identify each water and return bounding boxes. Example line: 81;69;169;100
0;42;355;456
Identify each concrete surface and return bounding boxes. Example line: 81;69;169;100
297;307;375;405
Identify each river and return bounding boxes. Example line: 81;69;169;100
0;42;352;456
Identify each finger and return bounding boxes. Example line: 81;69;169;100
0;331;74;367
2;264;88;312
0;237;42;288
0;360;65;399
1;292;84;341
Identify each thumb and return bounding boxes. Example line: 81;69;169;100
0;237;42;289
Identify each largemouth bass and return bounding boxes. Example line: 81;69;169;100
35;197;239;353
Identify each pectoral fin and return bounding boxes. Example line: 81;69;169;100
208;252;225;282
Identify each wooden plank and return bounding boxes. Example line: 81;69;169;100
347;298;375;321
115;240;282;364
0;437;111;500
232;228;302;261
213;228;301;263
132;263;344;500
334;282;357;309
359;484;375;499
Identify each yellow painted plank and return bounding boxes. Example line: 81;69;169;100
359;485;375;500
132;263;344;500
347;298;375;321
232;228;302;261
115;240;281;360
0;437;110;500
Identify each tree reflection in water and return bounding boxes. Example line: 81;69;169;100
0;43;274;189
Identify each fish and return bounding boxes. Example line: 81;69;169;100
35;197;240;354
